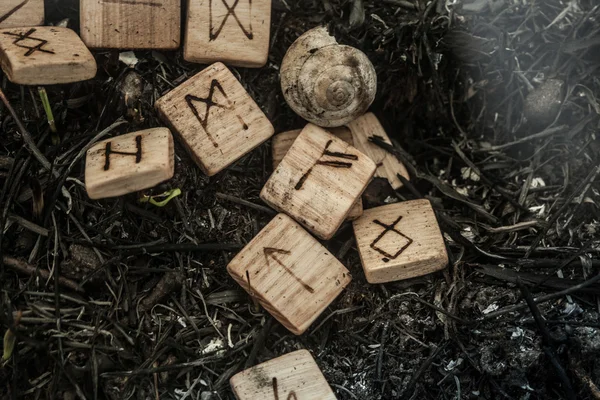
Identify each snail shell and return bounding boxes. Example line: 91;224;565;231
280;26;377;127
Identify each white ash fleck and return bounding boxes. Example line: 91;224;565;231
461;167;480;181
530;177;546;188
444;358;463;371
511;327;525;339
562;301;583;316
383;196;398;204
200;338;225;355
574;327;600;351
529;204;545;217
482;303;499;314
119;51;139;68
461;226;475;241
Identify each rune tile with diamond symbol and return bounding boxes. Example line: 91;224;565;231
370;216;414;261
353;199;448;284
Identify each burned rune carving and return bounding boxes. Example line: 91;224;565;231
103;135;142;171
370;216;413;261
209;0;253;41
3;28;54;56
263;248;315;293
0;0;30;24
295;140;358;190
101;0;163;7
272;377;299;400
185;79;248;148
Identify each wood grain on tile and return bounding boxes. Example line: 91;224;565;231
85;128;174;199
230;350;337;400
227;213;351;335
0;26;96;85
156;62;274;176
0;0;44;28
346;112;410;190
184;0;271;67
353;199;448;283
80;0;180;49
272;127;363;220
261;124;375;239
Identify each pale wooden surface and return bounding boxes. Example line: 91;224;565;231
156;62;274;176
0;27;96;85
80;0;180;49
352;199;448;283
261;124;376;240
272;127;364;221
346;113;410;190
0;0;44;28
227;214;351;335
184;0;271;67
230;350;337;400
85;128;174;200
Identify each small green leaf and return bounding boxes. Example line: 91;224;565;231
38;86;58;143
139;188;182;207
2;329;16;362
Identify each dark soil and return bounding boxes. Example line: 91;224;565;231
1;0;600;399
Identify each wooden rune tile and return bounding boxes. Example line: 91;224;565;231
227;214;351;335
0;27;96;85
346;112;410;190
261;124;376;240
352;199;448;284
80;0;180;49
272;127;364;221
85;128;174;200
230;350;337;400
0;0;44;28
156;62;274;176
184;0;271;67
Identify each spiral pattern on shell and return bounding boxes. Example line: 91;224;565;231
280;26;377;127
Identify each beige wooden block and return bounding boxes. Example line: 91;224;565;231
0;27;96;85
227;213;351;335
272;127;363;221
346;113;410;190
80;0;180;49
353;199;448;284
184;0;271;67
85;128;174;200
156;62;274;176
230;350;337;400
261;124;376;240
0;0;44;28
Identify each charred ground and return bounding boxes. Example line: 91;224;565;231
1;0;600;399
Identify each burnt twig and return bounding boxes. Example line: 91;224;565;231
3;256;83;292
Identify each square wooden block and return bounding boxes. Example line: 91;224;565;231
80;0;180;49
85;128;174;200
353;199;448;284
227;213;351;335
272;127;364;221
230;350;336;400
347;112;410;190
0;0;44;28
261;124;376;240
156;62;274;176
184;0;271;67
0;27;96;85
